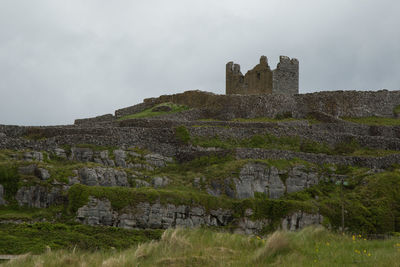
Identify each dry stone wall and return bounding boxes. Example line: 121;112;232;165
115;89;400;120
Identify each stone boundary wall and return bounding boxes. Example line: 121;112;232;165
294;90;400;118
235;148;400;169
115;90;400;120
74;114;115;126
114;101;157;119
115;118;400;139
2;122;400;156
188;124;400;151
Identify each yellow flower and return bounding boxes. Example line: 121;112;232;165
358;234;362;238
326;242;330;246
368;253;371;257
352;235;356;241
354;249;360;254
363;250;367;254
364;238;367;241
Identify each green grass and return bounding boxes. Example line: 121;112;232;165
4;227;400;266
0;206;65;221
342;116;400;126
286;168;400;234
393;105;400;116
117;102;190;121
0;164;19;200
0;222;162;255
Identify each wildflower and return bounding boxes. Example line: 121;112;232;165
352;235;356;241
358;234;362;238
354;249;360;254
363;250;367;254
364;238;367;241
326;242;330;246
368;253;371;257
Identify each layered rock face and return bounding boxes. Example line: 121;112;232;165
78;167;128;187
15;186;64;208
76;197;233;229
207;162;320;199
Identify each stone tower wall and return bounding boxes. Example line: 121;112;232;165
226;55;299;95
272;56;299;95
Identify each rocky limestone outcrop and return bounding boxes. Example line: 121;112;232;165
133;179;151;188
151;176;170;188
208;162;319;199
0;184;6;206
35;168;51;180
69;147;94;162
78;167;128;187
113;149;127;167
234;209;323;234
94;150;115;166
18;164;37;175
281;211;322;231
54;148;67;159
15;186;63;208
18;164;51;180
76;197;322;234
76;197;233;229
144;153;173;168
23;151;43;162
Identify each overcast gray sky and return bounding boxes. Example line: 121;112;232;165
0;0;399;126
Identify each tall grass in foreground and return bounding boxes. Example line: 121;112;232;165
4;227;400;267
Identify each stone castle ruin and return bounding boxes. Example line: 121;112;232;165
226;55;299;95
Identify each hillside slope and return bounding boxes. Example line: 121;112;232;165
1;90;400;256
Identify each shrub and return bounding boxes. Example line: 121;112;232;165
333;138;360;155
275;112;292;120
175;125;190;144
0;165;19;200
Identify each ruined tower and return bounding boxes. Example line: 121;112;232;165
226;55;299;95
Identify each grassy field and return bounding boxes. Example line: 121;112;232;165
118;102;189;120
0;223;162;255
3;227;400;267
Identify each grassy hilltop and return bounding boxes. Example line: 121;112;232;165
2;92;400;266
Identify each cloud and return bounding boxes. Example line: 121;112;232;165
0;0;399;125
